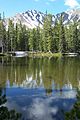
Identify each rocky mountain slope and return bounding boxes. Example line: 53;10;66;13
5;9;80;28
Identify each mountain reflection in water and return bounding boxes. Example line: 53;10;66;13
0;56;80;90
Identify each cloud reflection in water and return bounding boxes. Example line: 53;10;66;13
6;88;76;120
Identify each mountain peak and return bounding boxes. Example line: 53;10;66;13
6;9;80;29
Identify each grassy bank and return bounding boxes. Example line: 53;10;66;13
28;52;62;58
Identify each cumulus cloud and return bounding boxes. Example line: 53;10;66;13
65;0;80;8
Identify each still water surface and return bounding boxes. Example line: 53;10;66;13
0;56;80;120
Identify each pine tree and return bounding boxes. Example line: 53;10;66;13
65;24;73;52
36;26;41;51
32;28;37;51
72;21;79;53
77;22;80;54
51;20;60;52
42;14;53;52
0;17;6;53
59;14;67;53
28;29;34;51
0;20;3;53
8;19;15;52
21;25;27;50
25;28;29;51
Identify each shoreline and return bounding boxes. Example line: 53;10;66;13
0;52;79;58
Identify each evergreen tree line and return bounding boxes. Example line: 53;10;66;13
0;13;80;53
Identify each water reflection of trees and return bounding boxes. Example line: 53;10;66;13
0;57;80;90
0;88;21;120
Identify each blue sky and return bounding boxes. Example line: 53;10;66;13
0;0;80;17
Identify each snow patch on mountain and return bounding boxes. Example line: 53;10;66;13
6;9;80;29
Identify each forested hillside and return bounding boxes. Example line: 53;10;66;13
0;12;80;53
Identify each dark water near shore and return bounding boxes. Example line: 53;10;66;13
0;56;80;120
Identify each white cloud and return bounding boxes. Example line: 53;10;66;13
65;0;80;8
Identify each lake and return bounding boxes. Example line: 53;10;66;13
0;56;80;120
